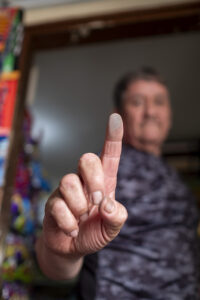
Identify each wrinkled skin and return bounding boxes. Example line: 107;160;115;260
37;114;128;279
122;79;171;156
36;79;172;280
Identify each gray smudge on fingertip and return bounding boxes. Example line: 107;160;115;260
109;113;122;136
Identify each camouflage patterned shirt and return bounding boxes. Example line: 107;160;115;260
79;144;199;300
78;145;200;300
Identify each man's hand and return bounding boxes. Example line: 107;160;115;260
36;113;128;280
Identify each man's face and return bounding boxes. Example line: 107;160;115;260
121;79;172;155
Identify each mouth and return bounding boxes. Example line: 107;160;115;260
141;119;160;128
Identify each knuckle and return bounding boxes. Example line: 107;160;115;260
59;173;79;191
79;153;100;167
44;189;62;215
50;199;62;216
93;174;104;186
49;199;67;220
72;200;88;217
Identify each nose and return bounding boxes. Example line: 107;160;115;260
144;101;155;118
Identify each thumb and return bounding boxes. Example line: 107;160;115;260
99;197;128;241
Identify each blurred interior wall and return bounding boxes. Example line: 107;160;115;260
29;31;200;183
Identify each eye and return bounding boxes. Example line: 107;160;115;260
128;96;144;107
154;95;167;106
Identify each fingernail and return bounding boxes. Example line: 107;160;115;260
70;229;79;238
80;212;88;222
109;113;122;135
92;191;103;205
104;198;115;214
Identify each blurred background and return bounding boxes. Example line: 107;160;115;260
0;0;200;299
30;31;200;184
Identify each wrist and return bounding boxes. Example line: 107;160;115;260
35;235;83;280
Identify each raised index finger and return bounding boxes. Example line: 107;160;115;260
101;113;123;197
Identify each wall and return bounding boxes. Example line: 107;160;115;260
30;31;200;183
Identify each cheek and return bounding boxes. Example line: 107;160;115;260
162;111;171;126
125;108;143;126
122;107;144;138
159;111;171;134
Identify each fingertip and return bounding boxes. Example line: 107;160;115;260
70;229;79;238
109;113;122;129
100;197;128;227
102;197;116;214
108;113;123;140
99;197;127;242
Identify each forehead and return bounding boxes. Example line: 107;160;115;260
125;79;169;97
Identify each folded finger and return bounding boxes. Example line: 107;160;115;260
46;194;79;237
100;197;128;241
59;173;89;221
79;153;104;205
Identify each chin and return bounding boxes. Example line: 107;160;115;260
142;134;161;144
142;128;162;143
137;135;164;150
